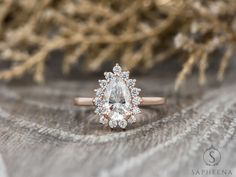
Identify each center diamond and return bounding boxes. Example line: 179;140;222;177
104;77;131;123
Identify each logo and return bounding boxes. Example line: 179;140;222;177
203;145;221;166
192;145;232;176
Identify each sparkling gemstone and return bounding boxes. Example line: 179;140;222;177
133;107;141;114
104;76;132;128
109;120;117;128
95;107;105;115
99;116;108;124
127;79;136;87
131;88;141;96
119;119;128;129
121;71;129;80
94;97;103;106
104;72;113;80
128;116;136;124
99;80;107;87
95;88;103;97
113;64;122;74
111;112;124;121
132;97;142;105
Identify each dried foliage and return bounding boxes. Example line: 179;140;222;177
0;0;235;90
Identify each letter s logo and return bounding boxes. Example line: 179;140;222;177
208;150;216;163
203;146;221;166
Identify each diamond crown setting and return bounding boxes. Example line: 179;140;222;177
94;64;141;128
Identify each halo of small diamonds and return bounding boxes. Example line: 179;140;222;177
94;64;141;129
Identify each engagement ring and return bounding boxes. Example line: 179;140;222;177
74;64;166;129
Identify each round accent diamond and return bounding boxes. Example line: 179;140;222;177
131;88;141;96
94;97;103;106
121;71;129;80
95;107;105;115
128;116;136;124
99;116;108;124
95;88;103;97
104;72;113;80
99;80;107;87
119;119;128;129
127;79;136;87
133;107;141;114
132;97;142;105
109;120;117;128
113;64;122;74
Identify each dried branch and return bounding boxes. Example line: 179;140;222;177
0;0;235;89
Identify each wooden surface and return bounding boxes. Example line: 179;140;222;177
0;71;236;177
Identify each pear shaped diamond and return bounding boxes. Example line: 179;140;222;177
104;77;132;121
94;64;141;128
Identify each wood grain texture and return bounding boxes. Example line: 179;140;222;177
0;73;236;177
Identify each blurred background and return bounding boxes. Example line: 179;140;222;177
0;0;235;90
0;1;236;177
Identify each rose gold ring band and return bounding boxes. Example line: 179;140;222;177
74;97;166;106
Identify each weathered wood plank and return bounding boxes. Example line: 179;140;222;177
0;72;235;177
